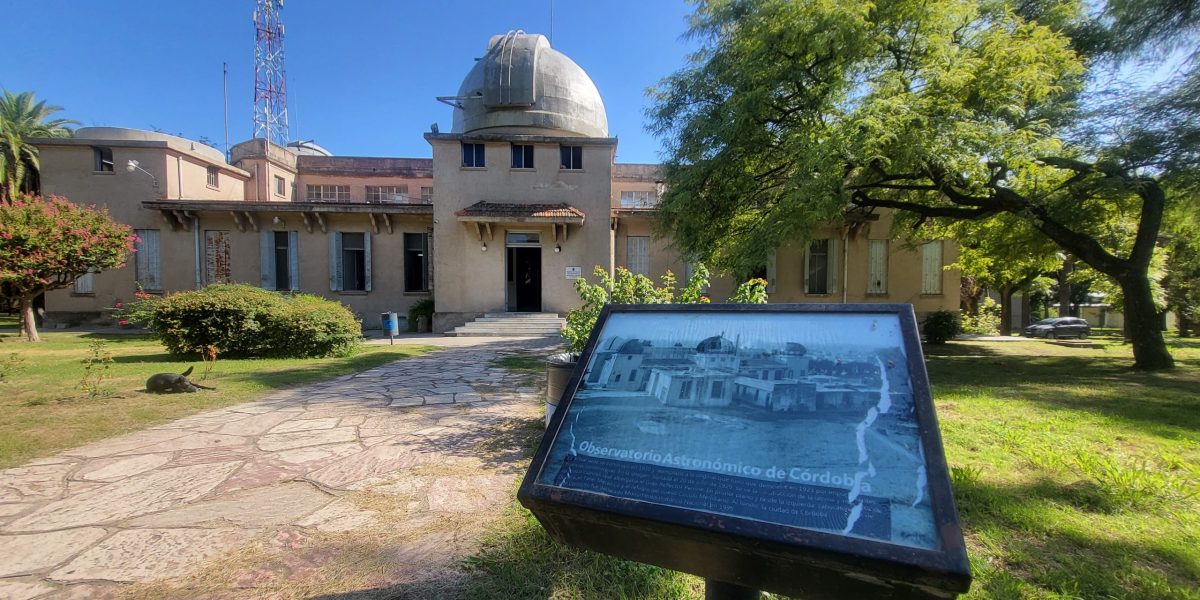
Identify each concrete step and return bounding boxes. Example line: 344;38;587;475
446;330;563;337
446;312;565;337
451;327;563;334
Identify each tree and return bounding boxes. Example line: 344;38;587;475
0;91;77;202
939;216;1060;335
1162;200;1200;336
0;195;135;341
650;0;1182;369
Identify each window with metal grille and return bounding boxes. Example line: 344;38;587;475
306;185;349;202
206;166;219;188
462;143;486;168
619;190;657;208
133;229;162;291
274;175;286;196
511;144;534;169
366;185;410;203
806;239;838;294
560;145;583;170
627;236;650;276
421;187;433;202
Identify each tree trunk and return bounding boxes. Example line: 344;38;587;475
1058;258;1073;317
19;296;40;342
1178;313;1190;337
1119;274;1174;370
999;286;1016;336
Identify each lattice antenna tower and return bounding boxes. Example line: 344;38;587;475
252;0;289;146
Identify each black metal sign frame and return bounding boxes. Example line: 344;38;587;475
518;304;971;599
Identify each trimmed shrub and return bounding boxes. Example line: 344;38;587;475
149;284;361;358
264;294;363;358
408;298;434;332
922;310;962;344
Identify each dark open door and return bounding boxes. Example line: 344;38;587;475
507;246;542;312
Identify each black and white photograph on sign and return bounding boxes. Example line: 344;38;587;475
538;311;940;550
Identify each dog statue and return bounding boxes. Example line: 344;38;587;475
145;366;214;394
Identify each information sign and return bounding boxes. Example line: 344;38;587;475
519;304;971;599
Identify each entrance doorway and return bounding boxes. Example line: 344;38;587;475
506;232;542;312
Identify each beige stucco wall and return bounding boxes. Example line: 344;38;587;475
429;137;615;324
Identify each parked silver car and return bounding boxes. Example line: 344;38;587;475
1023;317;1091;339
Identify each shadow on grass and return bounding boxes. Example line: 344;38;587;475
953;475;1199;599
927;350;1200;440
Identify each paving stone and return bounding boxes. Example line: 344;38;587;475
75;453;172;482
306;442;433;490
426;474;516;513
129;481;333;527
294;499;379;532
275;442;362;465
388;396;425;407
49;528;255;582
44;583;121;599
267;417;341;434
0;463;74;504
0;579;58;600
424;394;456;405
5;462;241;531
0;527;109;576
257;427;358;452
60;430;189;458
116;432;250;455
213;411;297;436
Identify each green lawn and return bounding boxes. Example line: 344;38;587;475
0;332;436;468
465;336;1200;600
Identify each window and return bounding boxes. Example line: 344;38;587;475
806;239;838;294
404;232;430;292
711;380;724;398
204;230;232;284
421;186;433;202
366;185;410;203
627;236;650;276
73;270;95;295
462;142;486;168
868;239;889;295
630;369;639;381
560;145;583;170
206;166;219;188
261;230;298;291
330;232;371;292
619;190;657;208
307;185;350;202
93;147;114;172
133;229;162;291
274;176;286;197
921;241;944;294
679;380;693;399
511;144;534;169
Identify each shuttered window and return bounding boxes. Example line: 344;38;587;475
627;236;650;276
806;239;838;294
133;229;162;291
204;230;233;284
73;270;95;295
921;241;944;294
330;232;372;292
868;239;888;295
260;231;299;291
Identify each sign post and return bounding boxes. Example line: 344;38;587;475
520;304;971;599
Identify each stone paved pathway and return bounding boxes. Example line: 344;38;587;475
0;338;554;599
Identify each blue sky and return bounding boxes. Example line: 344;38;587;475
2;0;698;163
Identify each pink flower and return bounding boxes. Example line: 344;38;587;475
118;319;130;326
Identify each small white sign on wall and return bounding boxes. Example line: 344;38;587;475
565;266;583;279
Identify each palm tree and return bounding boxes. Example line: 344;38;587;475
0;91;78;202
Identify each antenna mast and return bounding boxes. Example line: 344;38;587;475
252;0;289;146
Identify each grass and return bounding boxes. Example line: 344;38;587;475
492;355;546;377
0;332;436;468
460;335;1200;600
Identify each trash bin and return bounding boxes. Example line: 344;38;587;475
381;312;399;341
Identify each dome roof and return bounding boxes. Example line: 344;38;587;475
451;32;608;137
617;339;645;354
696;336;736;354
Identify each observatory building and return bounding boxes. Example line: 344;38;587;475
30;33;958;332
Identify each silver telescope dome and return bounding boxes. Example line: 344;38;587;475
450;32;608;137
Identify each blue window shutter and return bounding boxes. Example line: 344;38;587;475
260;231;275;290
329;232;342;291
364;233;373;292
288;231;300;291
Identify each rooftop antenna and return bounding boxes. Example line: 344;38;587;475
222;62;230;161
550;0;555;45
252;0;289;146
